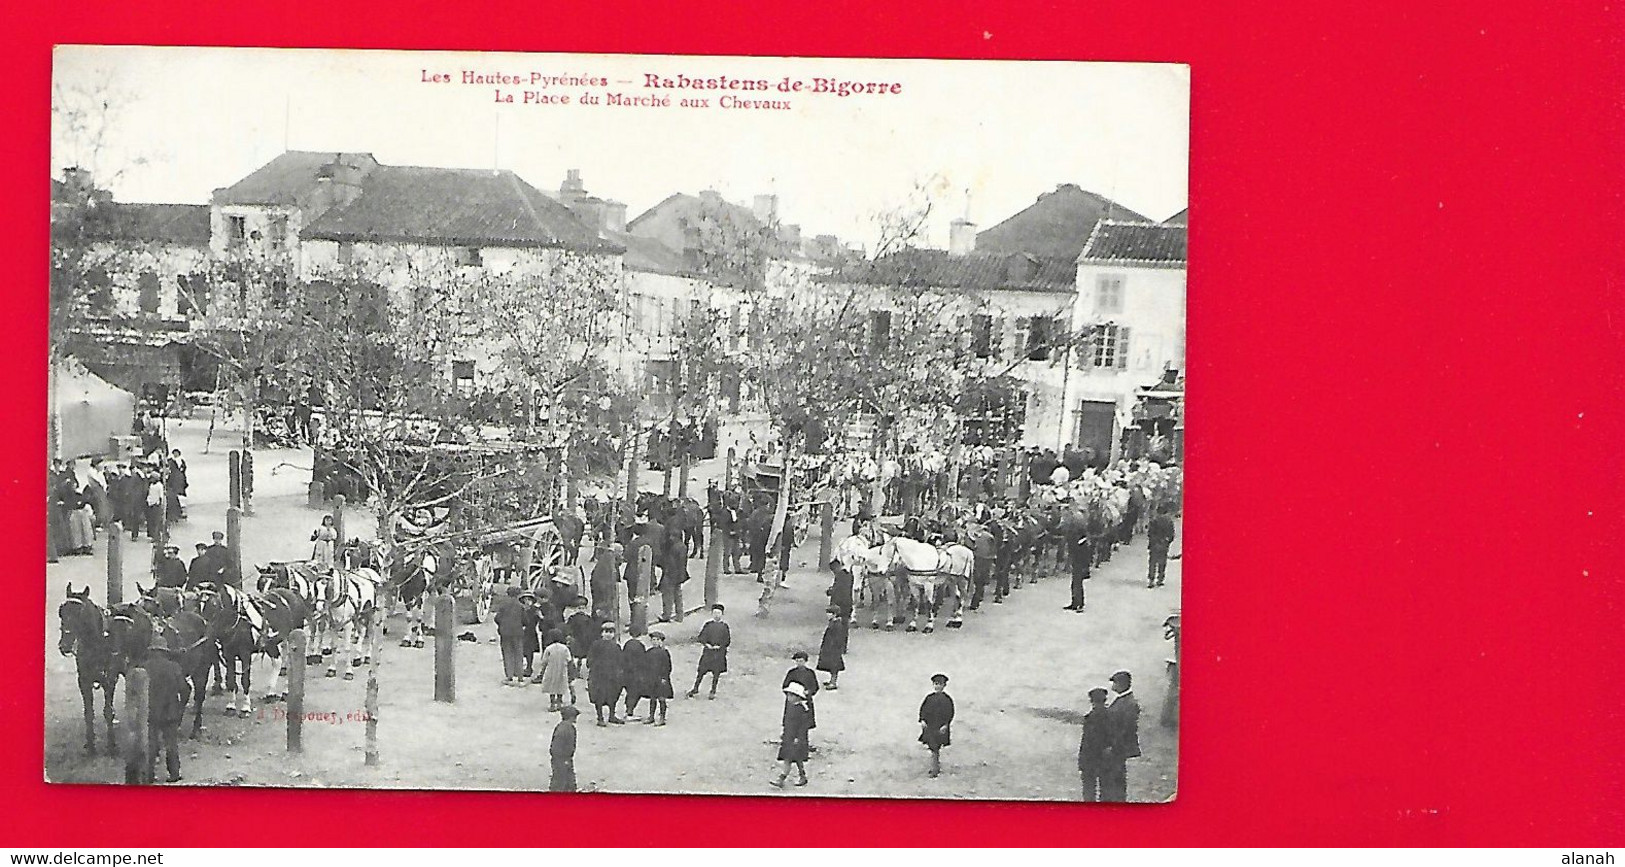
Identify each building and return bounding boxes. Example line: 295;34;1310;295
1065;219;1188;461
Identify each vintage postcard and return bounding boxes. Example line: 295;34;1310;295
47;45;1187;801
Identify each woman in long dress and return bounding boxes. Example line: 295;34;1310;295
310;514;338;571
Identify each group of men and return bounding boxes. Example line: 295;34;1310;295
1077;670;1143;801
150;530;241;590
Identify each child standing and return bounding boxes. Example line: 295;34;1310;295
816;606;848;690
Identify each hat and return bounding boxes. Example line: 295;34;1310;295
505;586;522;598
649;630;666;641
1087;687;1109;700
825;606;842;616
559;706;581;720
518;590;538;602
163;545;180;553
791;649;809;661
710;603;726;613
194;542;209;550
211;531;225;541
1110;670;1133;686
148;639;174;654
599;621;617;632
930;673;950;685
783;682;808;698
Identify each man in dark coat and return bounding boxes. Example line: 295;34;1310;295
621;631;649;720
1101;670;1142;801
965;521;997;610
519;590;543;679
642;630;674;725
687;603;730;699
165;449;188;521
152;545;188;589
825;559;855;625
1064;513;1093;612
133;641;190;784
919;673;955;778
589;542;622;621
781;650;820;747
493;587;527;686
204;531;240;588
563;598;596;662
709;488;740;574
587;621;626;726
743;501;773;581
1078;686;1112;801
658;526;688;622
1147;508;1176;588
185;542;213;589
549;706;579;792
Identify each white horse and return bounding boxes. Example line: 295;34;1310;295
835;530;904;630
875;535;974;633
315;567;382;680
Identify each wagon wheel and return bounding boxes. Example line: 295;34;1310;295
470;555;495;624
524;524;567;591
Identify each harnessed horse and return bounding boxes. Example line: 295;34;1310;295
197;583;309;716
874;534;974;633
125;587;215;738
314;566;381;679
57;585;119;755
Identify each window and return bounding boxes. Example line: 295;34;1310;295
268;215;288;252
85;266;113;315
1086;324;1132;370
455;247;483;267
1096;275;1125;314
1026;315;1054;361
452;360;476;394
970;313;994;358
646;359;677;395
337;242;354;267
226;215;247;249
868;310;892;353
137;272;161;315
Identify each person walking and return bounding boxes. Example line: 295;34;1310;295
643;630;674;726
537;629;572;710
587;621;626;726
621;630;650;721
782;650;820;749
1078;686;1111;801
1101;670;1141;801
310;515;338;572
1147;508;1176;589
770;682;812;789
918;673;955;779
165;449;188;521
493;586;527;687
816;607;848;690
549;706;580;792
687;604;731;699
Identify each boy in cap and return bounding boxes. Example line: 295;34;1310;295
687;603;730;699
518;589;542;680
549;706;580;791
1078;686;1111;801
621;630;650;720
918;673;955;778
643;630;674;725
587;621;626;726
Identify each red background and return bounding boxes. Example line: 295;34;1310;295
5;0;1622;847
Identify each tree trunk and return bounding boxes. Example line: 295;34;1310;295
757;438;794;617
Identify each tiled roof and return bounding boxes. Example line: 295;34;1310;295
606;230;695;276
826;249;1076;292
79;203;211;246
1079;220;1187;266
975;184;1151;259
1162;208;1187;226
213;151;376;206
301;166;616;251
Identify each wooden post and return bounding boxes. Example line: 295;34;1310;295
434;594;455;703
332;494;347;553
677;452;691;499
226;506;242;580
228;450;242;509
106;523;124;607
307;481;326;508
287;629;307;753
365;609;381;766
819;500;835;571
151;485;168;574
631;547;652;637
123;667;150;784
704;535;722;611
241;449;255;516
724;447;736;489
610;565;623;642
623;429;640;517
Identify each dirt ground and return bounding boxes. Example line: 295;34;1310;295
45;433;1180;803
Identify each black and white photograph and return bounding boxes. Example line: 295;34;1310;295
46;45;1188;801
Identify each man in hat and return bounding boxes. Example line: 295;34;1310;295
1064;509;1093;612
688;603;731;699
494;586;528;686
135;640;190;784
184;542;212;589
781;650;820;750
518;590;543;680
1147;507;1176;589
549;705;580;792
919;673;955;778
153;545;188;590
1101;670;1141;801
621;629;650;721
1078;686;1112;801
642;630;674;725
202;530;240;589
587;621;626;726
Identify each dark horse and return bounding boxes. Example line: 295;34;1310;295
57;585;119;755
198;584;310;717
132;585;217;738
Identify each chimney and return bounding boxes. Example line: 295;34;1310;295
604;200;628;233
753;194;778;224
950;218;977;255
560;169;586;203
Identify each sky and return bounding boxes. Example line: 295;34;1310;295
52;46;1188;252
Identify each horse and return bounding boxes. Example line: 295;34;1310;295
314;567;381;679
57;585;119;755
355;539;440;649
126;587;215;738
197;583;309;715
875;534;973;633
551;508;586;566
834;529;902;630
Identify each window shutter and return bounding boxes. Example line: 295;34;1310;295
992;316;1006;359
1014;316;1031;362
1116;326;1132;370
